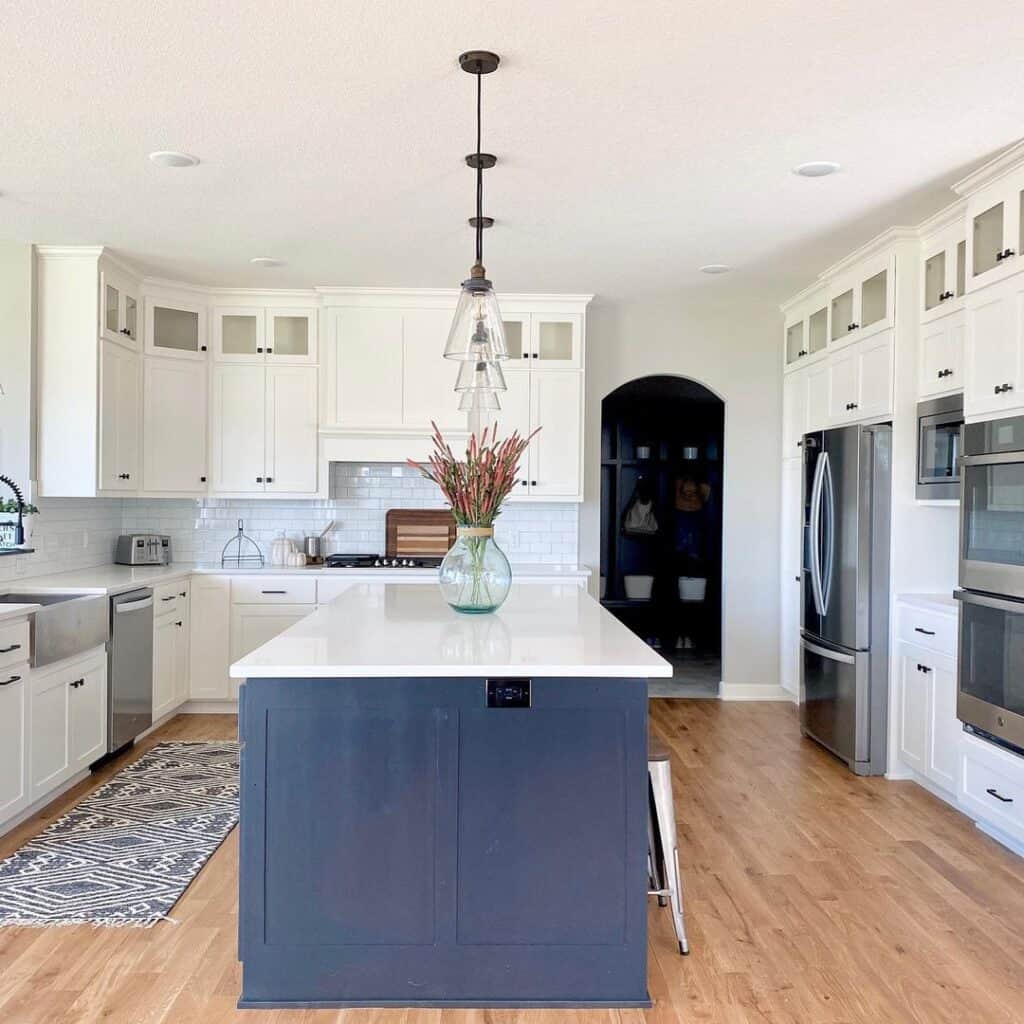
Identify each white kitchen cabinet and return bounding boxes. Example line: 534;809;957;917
806;361;830;431
919;310;965;399
211;364;266;493
143;357;208;493
69;656;107;771
99;338;140;492
402;308;467;432
328;307;405;428
0;661;28;821
963;166;1024;291
920;215;967;324
174;605;190;708
529;371;583;499
29;665;70;801
153;614;178;721
213;307;317;364
827;348;859;421
828;252;894;347
782;290;829;371
779;457;803;696
826;332;893;425
500;311;583;371
782;366;810;456
101;264;141;349
189;576;232;700
964;276;1024;418
229;604;314;698
265;365;318;493
145;294;207;359
897;644;959;794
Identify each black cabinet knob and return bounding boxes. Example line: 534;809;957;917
266;477;273;483
200;476;207;483
256;476;263;483
175;621;183;627
267;347;273;354
531;480;537;486
200;345;207;351
520;480;527;486
256;347;263;353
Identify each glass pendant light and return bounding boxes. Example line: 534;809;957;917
459;388;501;412
445;51;509;377
455;357;506;393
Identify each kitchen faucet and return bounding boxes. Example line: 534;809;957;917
0;474;26;546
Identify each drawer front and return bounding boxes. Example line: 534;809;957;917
960;740;1024;842
153;580;181;617
317;579;355;606
232;577;318;605
897;604;956;657
0;619;31;670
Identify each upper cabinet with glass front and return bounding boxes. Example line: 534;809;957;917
145;291;207;360
953;145;1024;293
212;306;317;364
781;286;828;372
826;249;895;347
919;202;967;324
100;262;141;350
499;308;582;370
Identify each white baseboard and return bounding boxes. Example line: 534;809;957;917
719;683;795;702
179;700;238;715
975;820;1024;859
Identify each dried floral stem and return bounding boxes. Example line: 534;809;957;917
407;422;540;527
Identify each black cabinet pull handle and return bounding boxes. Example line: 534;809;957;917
0;643;21;653
69;678;84;689
175;621;183;627
0;674;20;686
160;595;175;602
917;664;932;674
256;476;263;483
986;788;1013;803
914;627;936;636
179;591;187;598
261;590;287;595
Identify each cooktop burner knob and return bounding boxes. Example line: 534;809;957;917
373;559;382;567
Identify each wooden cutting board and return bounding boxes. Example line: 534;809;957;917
385;508;457;558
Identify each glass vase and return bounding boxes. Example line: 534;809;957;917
439;527;512;614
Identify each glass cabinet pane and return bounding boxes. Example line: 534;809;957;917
830;289;853;340
861;270;887;327
973;202;1004;277
221;314;259;355
924;252;945;310
537;321;574;361
503;320;524;360
124;296;137;340
808;307;828;353
153;306;200;352
271;315;308;356
105;283;120;334
956;240;966;297
786;322;803;363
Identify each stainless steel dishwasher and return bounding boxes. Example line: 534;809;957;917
108;588;154;753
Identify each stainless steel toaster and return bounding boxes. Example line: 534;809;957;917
115;534;172;566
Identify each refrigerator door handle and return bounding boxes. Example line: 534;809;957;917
820;451;835;613
808;451;826;617
801;637;856;665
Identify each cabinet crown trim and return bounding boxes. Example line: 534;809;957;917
952;141;1024;197
916;198;967;239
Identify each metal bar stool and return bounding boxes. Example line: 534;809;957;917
648;735;690;955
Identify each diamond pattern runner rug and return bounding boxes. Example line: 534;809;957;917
0;741;239;927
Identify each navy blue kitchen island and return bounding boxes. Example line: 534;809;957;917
231;582;671;1009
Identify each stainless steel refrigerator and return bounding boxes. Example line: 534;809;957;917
801;423;891;776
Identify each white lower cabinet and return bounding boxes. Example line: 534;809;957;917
959;733;1024;849
0;664;28;821
897;643;958;794
153;614;178;721
29;648;107;804
229;604;314;698
189;575;232;701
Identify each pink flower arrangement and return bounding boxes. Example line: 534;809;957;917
408;423;539;526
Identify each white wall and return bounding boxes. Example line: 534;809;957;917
0;243;33;491
581;295;784;698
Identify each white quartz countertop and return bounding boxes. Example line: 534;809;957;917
6;562;589;597
230;582;671;679
0;602;40;623
897;593;958;616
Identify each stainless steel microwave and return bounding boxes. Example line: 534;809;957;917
917;395;963;500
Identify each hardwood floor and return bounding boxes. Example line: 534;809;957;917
2;702;1023;1023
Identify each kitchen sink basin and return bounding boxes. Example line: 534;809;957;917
0;591;108;666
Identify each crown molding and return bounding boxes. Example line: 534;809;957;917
818;226;918;279
916;197;967;239
952;140;1024;197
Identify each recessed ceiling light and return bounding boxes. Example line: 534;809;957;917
699;264;731;275
148;151;200;168
250;257;282;267
794;161;840;178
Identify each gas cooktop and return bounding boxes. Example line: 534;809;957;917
324;553;443;570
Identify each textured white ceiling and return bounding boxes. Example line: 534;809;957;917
2;0;1023;305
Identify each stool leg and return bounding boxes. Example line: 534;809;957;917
649;759;690;955
647;781;668;906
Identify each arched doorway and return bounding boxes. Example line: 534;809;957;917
600;376;724;696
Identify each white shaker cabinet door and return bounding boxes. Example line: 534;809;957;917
143;357;208;493
919;313;965;399
99;339;140;492
898;653;929;776
806;361;830;431
0;671;27;820
827;349;859;423
30;667;71;801
855;332;894;420
402;308;466;432
152;615;178;721
265;365;318;494
928;660;958;793
189;576;232;700
211;364;267;493
965;279;1022;418
69;657;107;771
782;367;809;457
529;371;583;500
329;308;404;428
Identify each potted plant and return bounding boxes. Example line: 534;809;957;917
409;423;538;614
0;499;38;547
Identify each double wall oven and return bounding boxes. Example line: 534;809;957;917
957;415;1024;751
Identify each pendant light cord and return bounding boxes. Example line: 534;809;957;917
475;70;483;267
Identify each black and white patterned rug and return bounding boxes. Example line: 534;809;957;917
0;741;239;928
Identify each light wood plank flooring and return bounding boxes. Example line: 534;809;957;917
1;703;1023;1023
